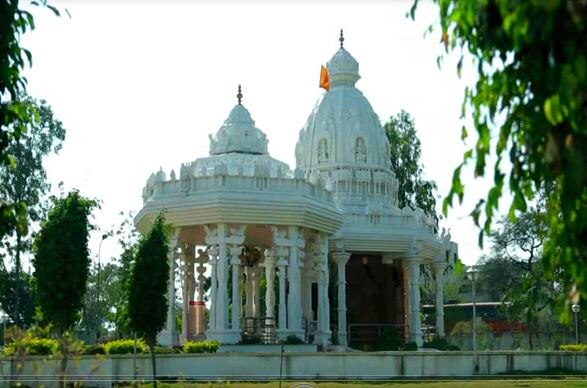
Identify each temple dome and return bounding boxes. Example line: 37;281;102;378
209;102;268;156
326;47;360;86
295;47;391;171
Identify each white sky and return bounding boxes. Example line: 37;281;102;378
19;0;499;267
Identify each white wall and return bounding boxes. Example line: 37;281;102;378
3;351;587;388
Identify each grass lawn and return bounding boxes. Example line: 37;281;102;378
135;379;587;388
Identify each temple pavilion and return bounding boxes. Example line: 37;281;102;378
135;32;457;349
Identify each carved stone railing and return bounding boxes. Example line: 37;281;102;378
143;175;335;205
345;212;436;233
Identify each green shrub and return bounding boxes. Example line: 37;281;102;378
3;336;58;356
153;346;176;354
182;340;220;353
560;344;587;352
403;341;418;351
374;327;403;351
103;339;146;354
284;335;304;345
83;344;105;355
423;336;460;351
239;336;262;345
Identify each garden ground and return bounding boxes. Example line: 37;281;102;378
133;379;587;388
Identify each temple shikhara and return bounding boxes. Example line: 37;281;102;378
135;32;458;349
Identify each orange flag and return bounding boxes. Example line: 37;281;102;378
319;65;330;91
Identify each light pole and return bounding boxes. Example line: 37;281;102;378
572;304;581;344
96;232;110;342
467;266;479;351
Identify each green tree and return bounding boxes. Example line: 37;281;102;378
0;0;61;239
128;213;170;388
79;262;121;342
33;190;97;386
477;255;523;302
384;110;438;218
0;96;65;327
411;0;587;296
112;211;139;337
0;260;35;326
485;206;558;349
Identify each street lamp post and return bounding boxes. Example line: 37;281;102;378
572;304;581;344
467;266;479;352
96;232;110;342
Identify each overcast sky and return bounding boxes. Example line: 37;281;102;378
19;0;498;267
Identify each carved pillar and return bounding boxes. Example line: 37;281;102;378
158;232;179;347
245;266;254;318
432;262;447;338
181;244;195;344
252;266;261;316
332;251;351;347
404;257;423;347
229;244;242;332
208;247;218;331
216;224;229;331
286;226;304;337
277;254;288;332
264;254;277;320
195;249;208;303
313;232;331;346
303;266;313;322
206;224;245;343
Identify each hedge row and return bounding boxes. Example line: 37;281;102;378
560;344;587;352
3;337;220;356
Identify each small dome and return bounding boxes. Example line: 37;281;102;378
209;103;269;156
327;48;360;87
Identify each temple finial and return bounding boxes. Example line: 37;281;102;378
339;29;344;48
237;84;243;105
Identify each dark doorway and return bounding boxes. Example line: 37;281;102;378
345;254;404;348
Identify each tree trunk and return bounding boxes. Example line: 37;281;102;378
14;232;22;327
150;344;157;388
527;313;534;350
59;335;68;388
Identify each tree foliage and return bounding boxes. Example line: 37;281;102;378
412;0;587;293
384;110;438;218
128;212;170;387
0;0;61;239
480;204;559;349
79;262;120;341
0;261;35;326
0;96;65;326
33;191;97;333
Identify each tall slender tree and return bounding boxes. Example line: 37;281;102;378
33;191;97;387
128;212;170;388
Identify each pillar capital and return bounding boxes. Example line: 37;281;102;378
431;261;447;274
331;251;351;265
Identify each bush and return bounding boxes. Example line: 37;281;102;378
403;341;418;351
374;327;403;351
153;346;177;354
239;336;262;345
3;336;59;356
103;339;146;354
560;344;587;352
83;344;105;355
283;335;304;345
183;340;220;353
423;336;460;351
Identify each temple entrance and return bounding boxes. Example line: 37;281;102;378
345;254;405;349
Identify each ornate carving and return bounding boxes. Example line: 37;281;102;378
317;138;329;163
355;137;367;163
